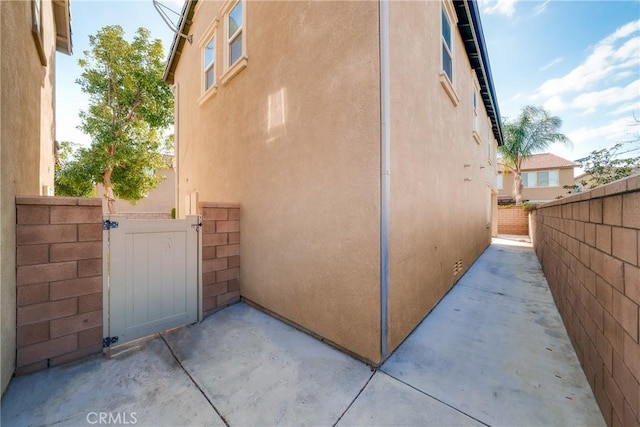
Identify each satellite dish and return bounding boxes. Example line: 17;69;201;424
152;0;193;44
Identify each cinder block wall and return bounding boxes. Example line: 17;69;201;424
498;205;529;235
199;202;240;316
531;176;639;427
15;197;103;374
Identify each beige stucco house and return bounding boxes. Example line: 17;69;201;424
498;153;575;203
0;0;72;394
164;0;503;365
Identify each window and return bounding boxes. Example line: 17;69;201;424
198;18;219;102
204;37;215;91
497;174;503;189
441;4;453;83
32;0;46;65
220;0;247;85
522;170;560;188
227;1;243;67
473;89;478;131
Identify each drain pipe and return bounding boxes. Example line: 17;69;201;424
379;0;391;361
172;83;179;218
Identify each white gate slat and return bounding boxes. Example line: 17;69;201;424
103;215;200;350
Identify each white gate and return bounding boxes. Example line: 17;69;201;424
103;215;201;350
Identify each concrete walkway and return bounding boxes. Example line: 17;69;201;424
1;238;605;426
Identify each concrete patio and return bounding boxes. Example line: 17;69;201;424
1;237;605;426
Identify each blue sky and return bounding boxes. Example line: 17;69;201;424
57;0;640;175
477;0;640;167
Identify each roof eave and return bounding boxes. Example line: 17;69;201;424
163;0;198;84
454;0;504;145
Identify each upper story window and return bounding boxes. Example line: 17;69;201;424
204;37;216;91
220;0;247;85
198;18;219;102
473;89;479;131
522;170;560;188
32;0;47;65
228;1;243;67
441;4;453;83
497;174;504;190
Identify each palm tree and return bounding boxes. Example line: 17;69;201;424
499;105;571;205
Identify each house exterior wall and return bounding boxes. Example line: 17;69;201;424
500;167;574;202
1;0;59;395
386;0;498;351
173;1;382;362
531;176;640;427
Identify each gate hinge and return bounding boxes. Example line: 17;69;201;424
103;220;119;230
103;336;119;347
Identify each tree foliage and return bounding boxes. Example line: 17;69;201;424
566;142;640;192
499;105;571;204
54;26;173;212
55;141;95;197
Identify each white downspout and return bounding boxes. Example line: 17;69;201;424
172;83;179;219
379;0;391;361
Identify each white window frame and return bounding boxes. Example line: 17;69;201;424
472;76;481;144
220;0;248;86
522;170;561;188
198;18;219;104
204;37;216;91
440;1;459;106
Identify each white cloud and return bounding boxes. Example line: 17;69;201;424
478;0;517;17
567;117;637;145
535;20;640;99
510;92;523;101
539;56;563;71
543;96;568;113
533;0;551;16
570;79;640;113
608;102;640;116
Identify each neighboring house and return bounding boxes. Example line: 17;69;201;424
0;0;72;395
498;153;575;203
164;0;503;365
97;166;176;217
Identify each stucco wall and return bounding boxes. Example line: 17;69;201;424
1;0;58;395
531;176;640;427
386;0;497;352
173;1;381;362
500;168;573;202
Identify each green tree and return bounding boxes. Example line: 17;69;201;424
499;105;571;205
54;141;95;197
572;142;640;190
55;26;173;212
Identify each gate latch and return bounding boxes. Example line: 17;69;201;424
103;220;119;230
103;336;119;348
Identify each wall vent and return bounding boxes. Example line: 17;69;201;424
453;259;463;276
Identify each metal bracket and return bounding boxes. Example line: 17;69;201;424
103;336;119;348
191;222;203;231
103;220;119;230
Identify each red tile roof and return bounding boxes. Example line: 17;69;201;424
499;153;575;171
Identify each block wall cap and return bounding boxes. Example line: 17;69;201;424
199;202;241;209
16;196;101;206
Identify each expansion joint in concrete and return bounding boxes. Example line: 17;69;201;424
159;333;229;427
